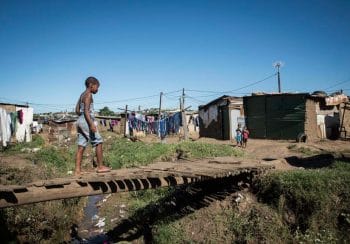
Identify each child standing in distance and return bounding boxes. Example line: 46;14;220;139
75;77;111;175
242;127;250;148
235;126;242;147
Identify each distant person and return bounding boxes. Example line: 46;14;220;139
235;126;242;147
74;77;111;176
242;127;250;148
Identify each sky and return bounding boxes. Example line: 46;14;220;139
0;0;349;113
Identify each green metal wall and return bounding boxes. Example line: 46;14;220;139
243;94;307;140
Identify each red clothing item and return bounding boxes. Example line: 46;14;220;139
18;109;24;124
243;130;249;139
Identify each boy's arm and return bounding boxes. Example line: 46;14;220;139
83;93;96;132
75;99;81;115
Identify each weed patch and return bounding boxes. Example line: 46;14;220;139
29;147;75;177
2;134;45;154
105;138;242;169
256;161;350;241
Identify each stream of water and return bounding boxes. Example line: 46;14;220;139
71;195;109;243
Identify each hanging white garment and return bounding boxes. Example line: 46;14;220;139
6;113;12;142
15;107;34;143
0;108;10;146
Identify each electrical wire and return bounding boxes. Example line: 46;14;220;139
323;78;350;90
184;73;277;99
0;74;277;112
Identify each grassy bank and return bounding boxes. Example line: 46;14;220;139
256;161;350;242
2;135;350;242
0;135;80;242
105;138;242;169
101;160;350;243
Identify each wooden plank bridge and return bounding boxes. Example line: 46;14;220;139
0;157;275;208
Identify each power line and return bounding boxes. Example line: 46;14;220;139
323;78;350;90
186;95;207;104
0;73;289;112
186;73;277;98
224;73;277;93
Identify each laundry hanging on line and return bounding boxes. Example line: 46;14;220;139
128;112;182;137
0;107;33;147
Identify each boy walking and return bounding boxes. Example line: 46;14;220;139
75;77;111;175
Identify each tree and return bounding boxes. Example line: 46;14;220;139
99;106;115;116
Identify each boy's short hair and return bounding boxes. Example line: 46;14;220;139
85;76;100;88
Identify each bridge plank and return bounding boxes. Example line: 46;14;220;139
0;158;274;208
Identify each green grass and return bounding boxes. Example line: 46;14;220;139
30;147;75;176
256;161;350;242
229;204;291;243
2;134;45;154
105;138;242;169
153;221;184;244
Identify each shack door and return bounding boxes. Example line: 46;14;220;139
230;109;241;140
221;106;230;140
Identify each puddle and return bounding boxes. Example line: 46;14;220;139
71;195;109;243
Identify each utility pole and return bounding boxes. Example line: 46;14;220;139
158;92;163;120
181;88;188;140
124;104;128;137
273;61;283;93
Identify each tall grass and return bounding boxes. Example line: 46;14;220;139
105;138;242;169
256;161;350;242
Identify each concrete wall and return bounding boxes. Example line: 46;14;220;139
304;99;319;141
339;104;350;139
305;99;341;141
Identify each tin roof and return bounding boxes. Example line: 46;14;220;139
0;102;29;108
199;95;242;109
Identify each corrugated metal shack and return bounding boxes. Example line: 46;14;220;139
198;95;244;140
243;93;348;141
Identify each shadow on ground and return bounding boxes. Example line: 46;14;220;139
285;153;350;169
72;173;253;243
285;154;335;169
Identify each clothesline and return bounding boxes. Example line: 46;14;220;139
128;112;182;137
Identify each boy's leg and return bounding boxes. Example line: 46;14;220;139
95;143;111;172
75;146;85;175
96;143;103;166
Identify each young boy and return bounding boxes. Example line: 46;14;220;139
75;77;111;175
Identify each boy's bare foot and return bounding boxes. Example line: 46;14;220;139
96;166;111;173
